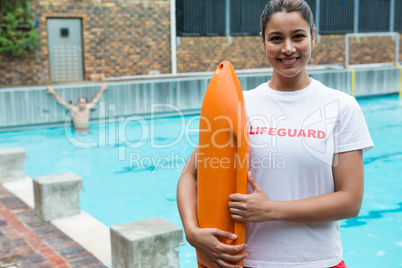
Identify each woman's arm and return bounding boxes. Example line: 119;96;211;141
229;150;364;223
177;148;247;268
177;148;199;237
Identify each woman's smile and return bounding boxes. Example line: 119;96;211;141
261;11;314;86
278;57;300;66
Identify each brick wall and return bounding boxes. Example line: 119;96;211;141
176;36;266;72
311;35;401;66
0;0;170;86
176;34;402;72
0;52;47;86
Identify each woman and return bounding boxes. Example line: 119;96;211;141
177;0;374;267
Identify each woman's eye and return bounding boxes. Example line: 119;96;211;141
294;34;306;39
269;36;281;41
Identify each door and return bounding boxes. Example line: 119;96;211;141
47;18;84;82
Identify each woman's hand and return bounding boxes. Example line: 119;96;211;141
229;171;274;223
186;227;247;268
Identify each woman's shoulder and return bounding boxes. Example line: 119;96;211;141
312;79;355;103
311;79;361;115
243;82;267;100
244;82;267;93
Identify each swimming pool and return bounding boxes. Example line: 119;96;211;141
0;95;401;267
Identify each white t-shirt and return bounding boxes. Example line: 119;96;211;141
242;78;374;268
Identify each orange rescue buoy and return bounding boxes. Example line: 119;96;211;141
196;61;249;267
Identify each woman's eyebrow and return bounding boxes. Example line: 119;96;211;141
267;29;308;37
267;31;281;37
293;29;308;33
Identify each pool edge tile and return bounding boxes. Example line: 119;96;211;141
3;176;111;267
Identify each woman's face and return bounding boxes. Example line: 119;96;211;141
261;11;314;79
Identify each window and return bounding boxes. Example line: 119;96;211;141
176;0;400;37
395;0;402;32
230;0;266;36
359;0;390;32
319;0;354;34
176;0;225;36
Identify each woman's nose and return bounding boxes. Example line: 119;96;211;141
282;39;295;55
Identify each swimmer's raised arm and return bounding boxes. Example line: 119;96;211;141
88;82;108;109
177;147;247;268
47;86;73;110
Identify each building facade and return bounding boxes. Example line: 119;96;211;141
0;0;401;86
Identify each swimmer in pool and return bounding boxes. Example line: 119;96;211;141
47;83;108;131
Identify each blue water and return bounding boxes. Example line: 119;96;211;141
0;95;401;267
339;96;402;267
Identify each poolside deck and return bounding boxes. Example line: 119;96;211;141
0;185;107;268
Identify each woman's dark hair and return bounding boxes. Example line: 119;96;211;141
260;0;315;40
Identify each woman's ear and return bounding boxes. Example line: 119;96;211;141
260;32;266;50
312;27;316;46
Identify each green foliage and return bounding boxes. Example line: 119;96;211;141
0;7;41;57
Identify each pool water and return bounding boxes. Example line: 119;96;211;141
339;95;402;267
0;95;401;267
